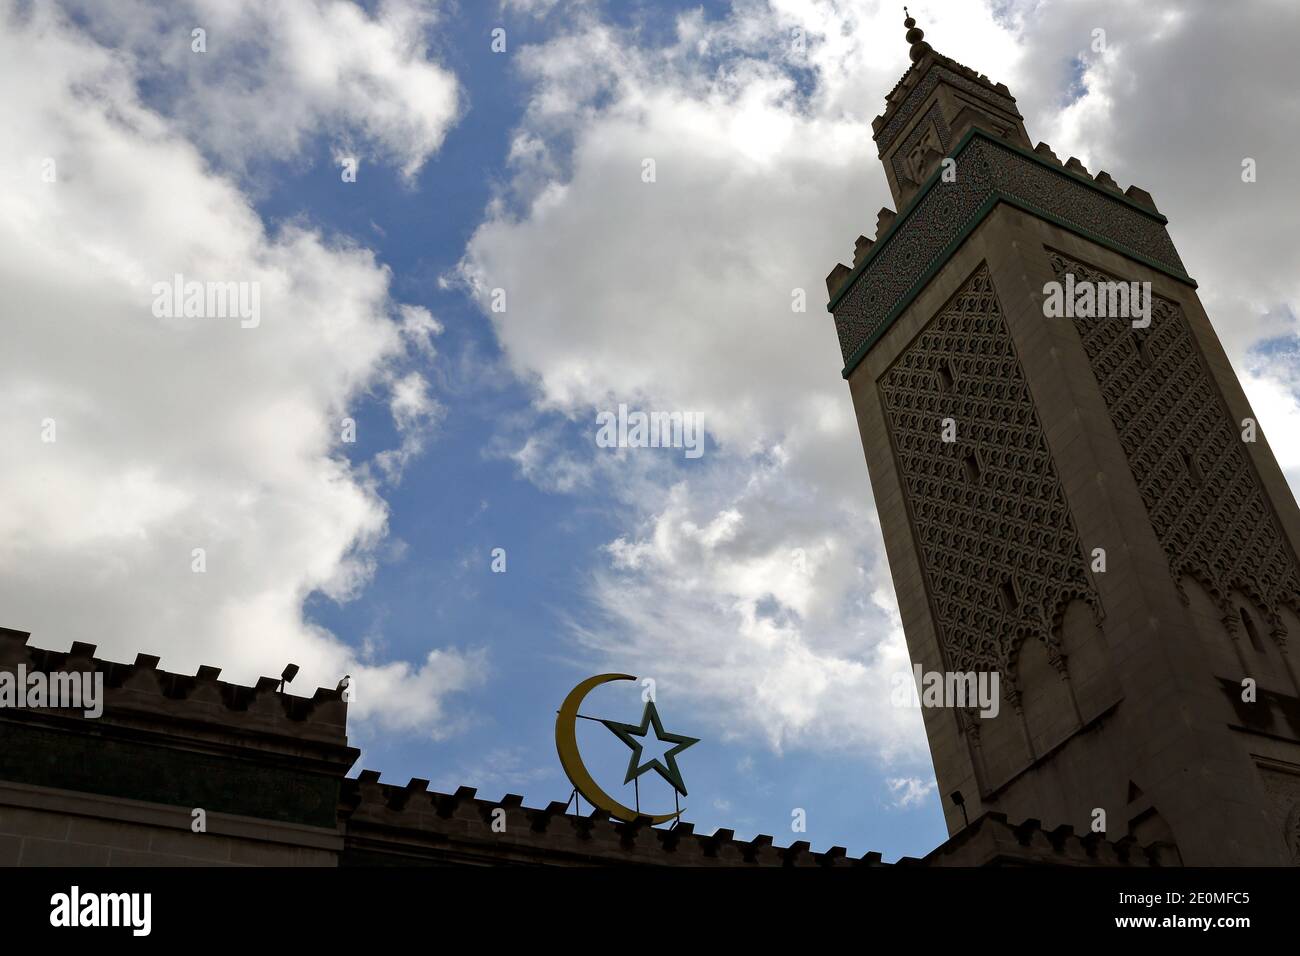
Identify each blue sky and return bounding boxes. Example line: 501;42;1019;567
271;0;946;859
4;0;1300;864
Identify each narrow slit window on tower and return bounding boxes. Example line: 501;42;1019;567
963;450;981;483
1181;448;1203;487
937;359;955;393
1133;329;1153;368
999;578;1019;613
1240;607;1265;654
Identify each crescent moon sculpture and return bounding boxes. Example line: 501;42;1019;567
554;673;683;824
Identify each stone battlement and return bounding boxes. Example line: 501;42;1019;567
825;130;1187;375
1028;141;1159;212
339;770;1173;866
922;813;1181;867
0;629;1182;865
340;769;881;866
0;626;348;745
826;135;1165;305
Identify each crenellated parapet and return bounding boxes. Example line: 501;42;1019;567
0;626;349;743
339;770;875;866
1029;141;1160;212
0;627;357;831
923;813;1180;867
826;130;1189;377
338;771;1171;867
0;629;1182;865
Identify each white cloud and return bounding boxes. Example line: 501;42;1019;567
566;445;928;758
62;0;461;179
1242;358;1300;486
461;0;1300;767
348;646;488;737
0;0;478;736
373;369;444;482
500;0;566;17
887;776;937;809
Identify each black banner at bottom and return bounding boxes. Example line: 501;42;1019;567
0;864;1282;941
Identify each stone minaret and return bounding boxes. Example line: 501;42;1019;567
827;13;1300;865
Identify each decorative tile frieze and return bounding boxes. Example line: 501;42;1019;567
832;133;1189;374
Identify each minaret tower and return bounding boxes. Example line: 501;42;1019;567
827;12;1300;864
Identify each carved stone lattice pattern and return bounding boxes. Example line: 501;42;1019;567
832;135;1186;369
879;265;1098;688
891;102;951;187
877;65;1018;151
1049;251;1300;635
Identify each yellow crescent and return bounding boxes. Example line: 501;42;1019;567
555;673;683;824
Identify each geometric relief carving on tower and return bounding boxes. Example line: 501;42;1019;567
1048;250;1300;644
832;134;1188;371
892;103;951;186
879;264;1100;701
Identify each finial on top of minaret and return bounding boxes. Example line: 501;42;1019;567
903;7;932;63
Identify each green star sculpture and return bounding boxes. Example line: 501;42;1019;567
600;700;699;797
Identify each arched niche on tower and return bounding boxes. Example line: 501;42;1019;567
1056;596;1121;724
1228;588;1293;696
1018;632;1077;759
968;675;1031;792
1181;574;1244;682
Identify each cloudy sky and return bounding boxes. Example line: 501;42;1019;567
3;0;1297;859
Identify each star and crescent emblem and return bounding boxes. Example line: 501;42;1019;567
554;673;699;823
